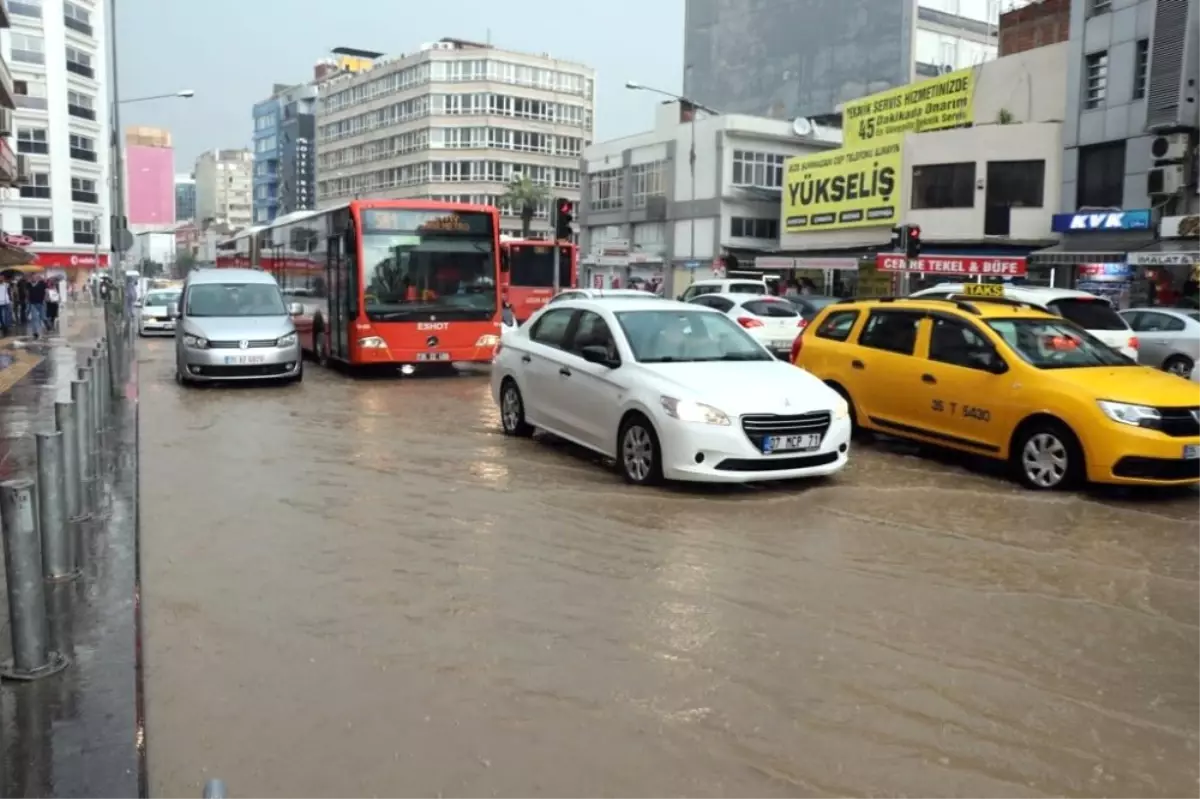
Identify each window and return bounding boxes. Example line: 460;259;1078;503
928;317;995;369
73;218;96;244
10;33;45;65
13;79;48;110
1133;39;1150;100
690;295;735;312
1046;298;1126;330
858;311;920;355
814;310;859;342
9;0;41;17
1085;51;1108;109
71;176;98;203
985;160;1044;207
588;168;623;211
911;163;975;209
630;161;664;208
1076;141;1125;208
570;311;618;361
731;150;785;188
69;133;96;162
742;299;799;318
529;308;576;348
67;90;95;120
64;1;92;34
17;128;49;155
19;172;50;199
21;216;52;243
66;46;94;78
729;217;779;239
1128;311;1185;332
1088;0;1111;14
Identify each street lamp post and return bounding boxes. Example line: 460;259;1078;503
625;81;719;293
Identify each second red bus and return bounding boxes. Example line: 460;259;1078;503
499;239;577;323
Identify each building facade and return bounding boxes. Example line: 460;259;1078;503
580;102;839;295
174;172;194;221
125;125;174;227
2;0;110;274
683;0;1038;121
252;85;287;223
277;82;316;215
194;148;252;230
999;0;1071;56
316;37;594;239
0;0;25;267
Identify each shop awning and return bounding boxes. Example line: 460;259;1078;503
0;242;32;268
1027;233;1155;265
1127;238;1200;266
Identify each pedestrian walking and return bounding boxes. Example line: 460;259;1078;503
26;274;47;339
45;278;60;332
14;277;27;324
0;274;12;336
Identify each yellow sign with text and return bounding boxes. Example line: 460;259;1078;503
962;283;1005;298
783;139;902;232
843;68;976;147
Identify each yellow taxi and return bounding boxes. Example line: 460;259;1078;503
792;285;1200;490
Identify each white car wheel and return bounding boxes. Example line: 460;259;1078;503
499;380;533;437
618;417;662;486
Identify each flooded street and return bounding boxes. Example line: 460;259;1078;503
137;338;1199;798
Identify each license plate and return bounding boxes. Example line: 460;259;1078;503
224;355;265;365
1184;445;1199;460
416;351;450;362
763;433;822;454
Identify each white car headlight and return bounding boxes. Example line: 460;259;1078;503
183;335;208;349
276;332;298;347
1097;400;1160;427
832;398;850;421
660;396;731;426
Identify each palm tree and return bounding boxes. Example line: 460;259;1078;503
499;174;550;238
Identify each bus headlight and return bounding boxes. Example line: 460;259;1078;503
475;334;499;348
358;336;386;348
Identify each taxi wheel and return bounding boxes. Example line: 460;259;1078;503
1164;354;1193;378
499;379;533;437
1012;420;1083;491
618;414;663;486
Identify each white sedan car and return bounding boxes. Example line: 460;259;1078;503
138;288;181;336
686;292;806;359
491;297;851;485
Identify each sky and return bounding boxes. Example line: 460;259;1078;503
116;0;687;173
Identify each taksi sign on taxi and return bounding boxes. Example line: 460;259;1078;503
842;68;976;147
875;254;1027;276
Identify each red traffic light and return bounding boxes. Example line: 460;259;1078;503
559;201;572;215
909;225;921;240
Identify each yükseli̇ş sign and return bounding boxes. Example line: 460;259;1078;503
841;68;976;146
783;140;902;231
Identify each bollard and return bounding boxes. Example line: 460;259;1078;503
73;376;94;515
95;348;109;428
36;431;76;582
0;479;69;680
56;400;82;523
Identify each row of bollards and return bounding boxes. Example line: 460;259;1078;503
0;336;120;681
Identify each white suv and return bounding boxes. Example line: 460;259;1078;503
677;278;770;302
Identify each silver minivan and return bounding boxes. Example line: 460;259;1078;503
171;268;304;384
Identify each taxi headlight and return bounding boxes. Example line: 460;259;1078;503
183;335;207;349
1097;400;1161;427
276;332;297;347
358;336;386;349
660;396;731;426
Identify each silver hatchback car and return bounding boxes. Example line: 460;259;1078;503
171;268;304;384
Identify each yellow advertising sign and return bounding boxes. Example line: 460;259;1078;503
783;139;902;232
962;283;1005;298
843;68;975;147
337;54;374;74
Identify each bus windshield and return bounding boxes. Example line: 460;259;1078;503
508;244;572;288
361;209;498;322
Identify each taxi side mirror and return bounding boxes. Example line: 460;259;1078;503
969;349;1007;374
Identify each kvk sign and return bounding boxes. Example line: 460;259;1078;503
1051;210;1151;233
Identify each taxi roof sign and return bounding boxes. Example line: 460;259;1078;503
962;283;1005;298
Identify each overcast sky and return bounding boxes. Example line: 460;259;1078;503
115;0;686;173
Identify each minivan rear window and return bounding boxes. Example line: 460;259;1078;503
729;282;767;294
1047;297;1127;330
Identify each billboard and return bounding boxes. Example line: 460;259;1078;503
783;139;902;232
842;68;976;147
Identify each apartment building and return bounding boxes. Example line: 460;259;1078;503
194;148;252;229
252;85;285;223
174;172;194;221
1;0;111;273
999;0;1071;55
316;37;594;239
0;0;23;267
683;0;1039;120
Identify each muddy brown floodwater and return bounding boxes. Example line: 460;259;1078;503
137;340;1199;798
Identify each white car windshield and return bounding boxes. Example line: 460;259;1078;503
144;291;179;306
615;309;774;363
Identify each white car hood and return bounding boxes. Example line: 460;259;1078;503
639;360;839;415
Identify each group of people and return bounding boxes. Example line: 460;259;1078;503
0;272;63;339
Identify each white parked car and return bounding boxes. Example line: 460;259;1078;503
677;278;770;302
686;292;807;359
547;288;658;304
138;288;181;336
909;283;1139;360
491;298;851;485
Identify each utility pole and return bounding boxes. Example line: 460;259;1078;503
108;0;125;286
551;203;561;294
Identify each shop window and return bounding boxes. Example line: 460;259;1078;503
911;163;975;209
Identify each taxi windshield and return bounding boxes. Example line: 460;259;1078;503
986;318;1136;369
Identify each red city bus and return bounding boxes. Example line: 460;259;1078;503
499;239;577;322
214;228;259;268
214;200;503;370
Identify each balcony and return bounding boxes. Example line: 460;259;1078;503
68;103;95;120
64;15;92;36
71;189;98;204
0;137;16;187
0;60;10;113
66;60;94;79
69;146;96;162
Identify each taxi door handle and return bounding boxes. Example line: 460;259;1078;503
521;354;531;363
921;373;937;384
559;367;572;377
851;359;865;370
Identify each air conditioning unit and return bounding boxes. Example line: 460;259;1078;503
1147;164;1186;196
1150;132;1192;162
0;109;12;137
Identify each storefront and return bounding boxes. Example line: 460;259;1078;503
0;233;34;269
875;254;1028;293
580;241;665;293
30;251;111;286
1027;210;1156;300
1126;214;1200;308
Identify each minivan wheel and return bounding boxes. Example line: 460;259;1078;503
618;415;663;486
499;379;533;437
1012;420;1083;491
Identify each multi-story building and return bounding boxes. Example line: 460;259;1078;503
316;37;594;239
252;84;286;223
2;0;111;275
999;0;1071;56
277;82;316;215
125;125;174;228
682;0;1040;120
580;102;839;295
174;172;195;221
0;0;26;267
194;148;252;230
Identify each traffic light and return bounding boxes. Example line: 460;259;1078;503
890;225;904;250
905;224;922;259
554;197;574;240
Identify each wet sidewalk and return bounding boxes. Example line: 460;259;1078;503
0;304;141;797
